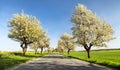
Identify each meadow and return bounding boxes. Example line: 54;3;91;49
63;49;120;69
0;52;48;70
0;50;120;70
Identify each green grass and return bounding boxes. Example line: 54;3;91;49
0;51;48;70
62;49;120;69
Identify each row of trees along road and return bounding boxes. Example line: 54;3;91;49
8;4;114;58
8;12;50;55
70;4;114;58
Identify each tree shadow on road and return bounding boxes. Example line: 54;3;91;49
14;62;111;70
10;55;116;70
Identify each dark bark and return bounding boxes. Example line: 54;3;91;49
86;49;90;58
23;41;28;56
27;41;33;44
84;43;92;58
67;49;71;55
20;37;28;56
41;47;43;54
20;42;24;48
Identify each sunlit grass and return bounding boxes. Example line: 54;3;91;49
62;49;120;69
0;51;48;70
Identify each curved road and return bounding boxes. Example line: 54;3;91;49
8;54;116;70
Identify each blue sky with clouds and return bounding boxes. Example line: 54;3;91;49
0;0;120;51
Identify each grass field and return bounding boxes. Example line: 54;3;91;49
62;49;120;69
0;52;48;70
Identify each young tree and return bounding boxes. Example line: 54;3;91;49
57;40;64;53
58;33;76;54
29;42;39;54
29;31;50;54
47;47;54;53
71;4;114;58
38;32;50;54
29;21;44;54
8;12;43;55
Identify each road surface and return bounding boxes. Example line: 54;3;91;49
8;54;116;70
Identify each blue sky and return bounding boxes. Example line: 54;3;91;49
0;0;120;51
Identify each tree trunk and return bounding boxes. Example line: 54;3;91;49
86;49;90;58
41;47;43;54
24;41;28;55
84;44;92;58
67;49;70;55
21;40;28;56
23;47;27;56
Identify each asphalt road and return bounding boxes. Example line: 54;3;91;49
7;54;117;70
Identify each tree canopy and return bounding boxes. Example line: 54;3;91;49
57;33;76;54
71;4;114;58
8;12;44;55
29;31;50;54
